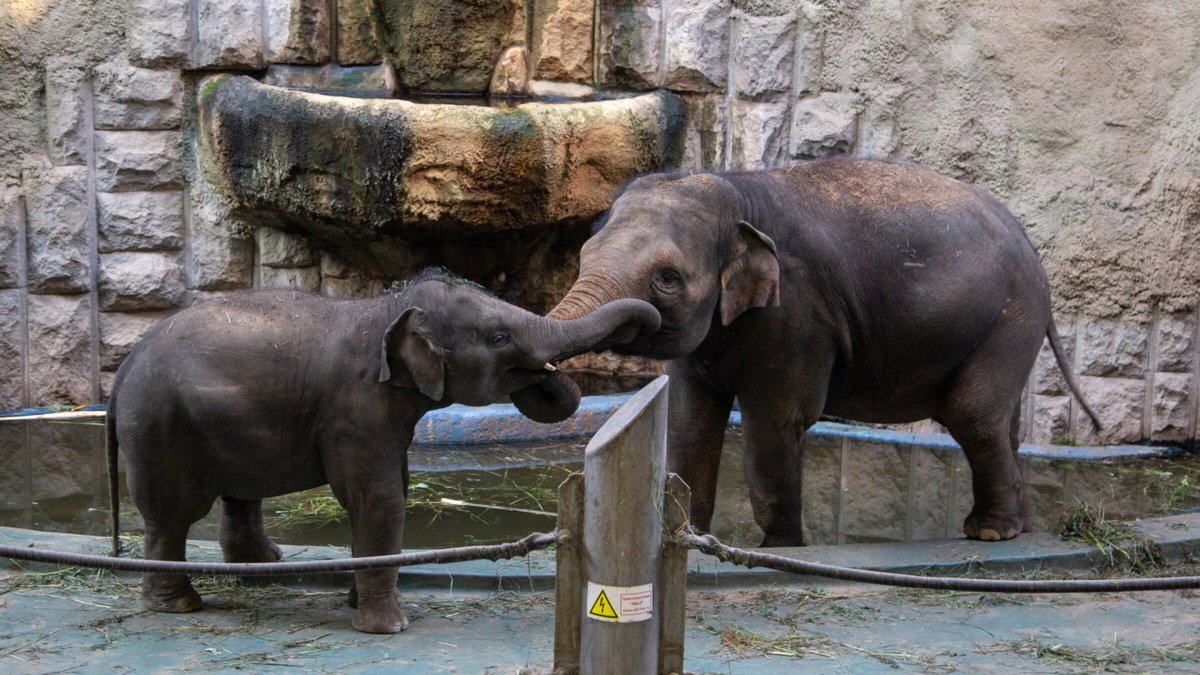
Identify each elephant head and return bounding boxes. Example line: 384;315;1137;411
380;271;661;422
548;173;780;360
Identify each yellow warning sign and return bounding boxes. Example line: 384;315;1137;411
588;589;619;619
585;581;653;623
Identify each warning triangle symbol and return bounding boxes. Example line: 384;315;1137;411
588;589;619;619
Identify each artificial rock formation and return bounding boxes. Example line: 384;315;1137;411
197;75;685;280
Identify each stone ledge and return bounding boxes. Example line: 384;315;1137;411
197;75;685;261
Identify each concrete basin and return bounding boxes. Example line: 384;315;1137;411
196;75;684;241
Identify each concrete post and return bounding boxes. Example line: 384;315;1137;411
579;375;668;675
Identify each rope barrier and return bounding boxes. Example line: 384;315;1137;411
685;532;1200;593
8;528;1200;593
0;532;556;576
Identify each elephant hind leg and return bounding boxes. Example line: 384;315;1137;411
219;497;282;563
944;413;1024;541
131;465;215;613
940;328;1038;542
142;517;204;613
1009;398;1032;533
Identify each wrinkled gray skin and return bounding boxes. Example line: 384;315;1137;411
550;158;1098;547
108;271;659;633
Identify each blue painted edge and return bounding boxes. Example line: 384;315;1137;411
0;404;106;418
1;399;1182;462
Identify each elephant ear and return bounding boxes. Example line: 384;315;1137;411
719;220;781;326
379;307;446;401
510;371;582;424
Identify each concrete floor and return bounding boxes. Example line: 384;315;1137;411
2;575;1200;673
4;514;1200;674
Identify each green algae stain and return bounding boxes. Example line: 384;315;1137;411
485;106;539;144
201;75;230;102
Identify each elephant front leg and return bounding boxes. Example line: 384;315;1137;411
219;497;282;563
739;402;808;547
340;486;409;634
666;361;734;535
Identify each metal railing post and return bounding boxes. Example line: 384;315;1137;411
579;375;669;675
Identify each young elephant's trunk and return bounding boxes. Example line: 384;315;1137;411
510;299;660;424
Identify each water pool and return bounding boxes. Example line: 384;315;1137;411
1;416;1196;550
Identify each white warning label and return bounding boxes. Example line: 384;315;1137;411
586;581;653;623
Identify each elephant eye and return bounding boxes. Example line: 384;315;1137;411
657;268;683;288
488;332;511;348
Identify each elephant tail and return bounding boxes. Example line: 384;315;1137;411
106;404;121;557
1047;318;1102;431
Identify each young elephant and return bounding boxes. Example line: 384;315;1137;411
107;270;659;633
549;159;1099;546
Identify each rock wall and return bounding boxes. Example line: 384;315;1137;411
1;0;1198;448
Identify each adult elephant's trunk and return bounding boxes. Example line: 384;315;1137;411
546;274;628;321
510;298;660;424
533;298;660;364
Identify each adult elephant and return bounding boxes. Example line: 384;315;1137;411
108;269;659;633
549;158;1098;547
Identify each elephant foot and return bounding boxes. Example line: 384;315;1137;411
760;532;805;547
142;573;202;613
351;598;409;634
962;510;1022;542
347;581;401;609
222;537;283;564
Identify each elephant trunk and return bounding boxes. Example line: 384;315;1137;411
546;274;627;321
509;299;659;424
532;298;660;364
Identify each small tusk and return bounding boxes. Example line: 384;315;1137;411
543;363;557;371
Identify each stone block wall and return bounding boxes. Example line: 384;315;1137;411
591;0;1200;447
2;0;1199;450
2;50;190;410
